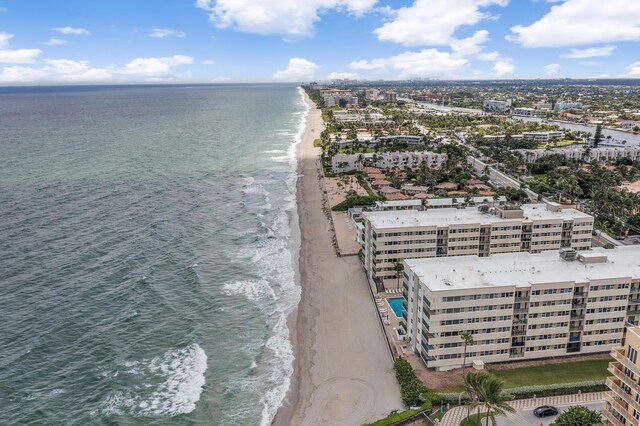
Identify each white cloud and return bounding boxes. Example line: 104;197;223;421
203;60;215;65
492;60;514;76
273;58;318;80
45;38;67;46
509;0;640;47
195;0;377;38
150;28;186;38
450;30;490;56
119;55;194;77
373;0;508;47
327;71;359;80
626;61;640;76
44;59;113;81
0;66;49;82
0;32;13;48
477;51;501;61
350;49;468;78
52;27;91;36
545;63;560;75
0;32;42;63
0;53;196;83
562;45;617;59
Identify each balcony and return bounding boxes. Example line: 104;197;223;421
511;341;525;347
515;296;528;302
608;361;640;395
511;329;526;336
571;303;586;309
514;308;528;314
605;393;637;425
513;318;527;325
611;347;640;377
602;405;626;426
630;287;640;293
607;377;640;412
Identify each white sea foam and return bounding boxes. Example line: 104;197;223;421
264;149;286;154
255;87;308;426
102;344;207;418
222;279;276;302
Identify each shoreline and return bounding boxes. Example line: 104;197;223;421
273;89;402;426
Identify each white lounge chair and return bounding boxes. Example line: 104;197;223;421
379;308;387;313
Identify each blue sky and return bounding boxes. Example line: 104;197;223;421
0;0;639;84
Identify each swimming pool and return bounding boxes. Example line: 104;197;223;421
386;297;405;318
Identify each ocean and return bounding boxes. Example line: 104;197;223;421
0;84;306;425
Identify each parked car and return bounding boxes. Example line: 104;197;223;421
534;406;559;417
615;236;626;240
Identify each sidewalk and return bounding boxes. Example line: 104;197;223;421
439;391;605;426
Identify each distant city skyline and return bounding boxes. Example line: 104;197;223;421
1;0;640;84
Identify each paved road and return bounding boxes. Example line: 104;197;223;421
495;401;603;426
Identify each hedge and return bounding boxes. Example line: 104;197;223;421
331;195;380;211
395;359;429;407
438;379;607;404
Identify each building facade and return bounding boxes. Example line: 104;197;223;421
483;99;512;112
362;203;593;288
321;89;358;107
331;151;447;173
604;326;640;425
402;247;640;371
515;146;640;163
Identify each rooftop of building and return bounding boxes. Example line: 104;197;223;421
364;203;592;229
405;246;640;292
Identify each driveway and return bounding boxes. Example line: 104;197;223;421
495;401;603;426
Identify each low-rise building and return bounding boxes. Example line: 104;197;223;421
331;151;447;173
555;102;584;111
483;99;512;112
522;131;564;143
604;326;640;425
403;247;640;371
515;146;640;163
362;202;593;288
513;107;535;117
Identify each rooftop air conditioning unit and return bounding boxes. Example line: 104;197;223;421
559;248;577;261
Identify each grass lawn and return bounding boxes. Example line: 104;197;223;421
460;412;488;426
537;139;584;149
488;359;610;388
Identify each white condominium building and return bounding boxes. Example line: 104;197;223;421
521;131;564;143
483;99;512;112
362;203;593;288
515;146;640;163
321;89;358;107
402;247;640;371
331;151;447;173
513;107;535;117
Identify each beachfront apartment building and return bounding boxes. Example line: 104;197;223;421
483;99;512;112
402;247;640;371
331;151;447;173
362;202;593;289
604;326;640;426
321;89;358;107
515;146;640;163
365;89;380;100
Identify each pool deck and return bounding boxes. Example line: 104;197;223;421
373;290;411;360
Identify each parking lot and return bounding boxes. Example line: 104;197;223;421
495;401;603;426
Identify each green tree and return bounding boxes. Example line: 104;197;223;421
460;332;475;375
395;262;404;290
550;405;602;426
463;372;489;425
477;376;516;426
593;123;602;147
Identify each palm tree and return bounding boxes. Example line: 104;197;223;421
478;377;516;426
463;372;488;424
394;262;404;290
460;332;475;375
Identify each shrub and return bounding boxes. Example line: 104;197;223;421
331;195;380;211
394;359;428;407
438;380;606;404
550;405;602;426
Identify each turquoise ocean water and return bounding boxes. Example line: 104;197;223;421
0;84;306;425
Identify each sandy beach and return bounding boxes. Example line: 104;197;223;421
273;91;402;426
